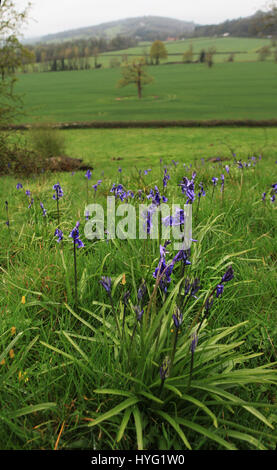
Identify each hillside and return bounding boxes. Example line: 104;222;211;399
29;16;195;44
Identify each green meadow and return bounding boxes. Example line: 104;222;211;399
16;61;277;123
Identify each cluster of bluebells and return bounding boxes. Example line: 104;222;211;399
153;241;191;293
142;186;167;234
110;183;134;202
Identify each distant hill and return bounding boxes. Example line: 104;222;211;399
194;10;277;38
27;16;196;44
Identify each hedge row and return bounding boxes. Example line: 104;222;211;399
3;119;277;130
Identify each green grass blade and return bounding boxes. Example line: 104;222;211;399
87;397;139;427
155;410;191;450
133;406;144;450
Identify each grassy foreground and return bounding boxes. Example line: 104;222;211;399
0;127;276;450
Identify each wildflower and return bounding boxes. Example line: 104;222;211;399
16;183;23;190
11;326;16;336
137;281;147;303
216;284;224;298
225;165;230;174
162;208;185;227
179;176;195;204
163;168;170;189
85;170;92;180
121;273;126;285
198;182;206;198
144;169;152;175
52;183;64;200
172;249;191;268
40;202;47;216
262;192;267;202
159;356;171;381
212;177;218;186
9;349;15;359
69;221;84;248
28;198;34;209
118;167;122;173
172;307;183;329
21;296;26;304
54;228;63;243
221;266;234;283
100;276;112;294
190;332;198;354
184;278;201;299
134;306;144;323
220;174;225;193
26;190;31;196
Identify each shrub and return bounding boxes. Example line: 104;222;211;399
29;123;66;160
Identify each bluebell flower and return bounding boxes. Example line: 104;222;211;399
160;356;171;381
163;168;170;189
100;276;112;294
216;284;224;298
16;183;23;190
69;221;84;248
26;190;31;196
134;306;144;322
212;177;218;186
221;266;234;283
179;176;195;204
53;183;64;200
40;202;47;216
172;307;183;329
54;228;63;243
85;170;92;180
190;332;198;354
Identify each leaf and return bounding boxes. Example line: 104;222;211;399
181;393;218;428
133;406;144;450
138;391;164;404
116;407;132;443
94;388;134;398
87;397;139;427
177;417;237;450
155;410;191;450
226;430;267;450
9;403;57;418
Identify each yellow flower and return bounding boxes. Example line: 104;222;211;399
21;296;26;304
121;273;126;285
0;359;5;366
11;326;16;336
9;349;15;359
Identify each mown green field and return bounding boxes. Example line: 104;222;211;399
16;61;277;123
101;36;274;65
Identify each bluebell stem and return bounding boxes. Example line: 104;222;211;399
159;356;171;393
188;331;198;389
69;221;85;304
53;183;63;226
85;170;92;204
171;306;183;369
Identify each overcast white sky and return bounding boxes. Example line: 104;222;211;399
14;0;270;38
